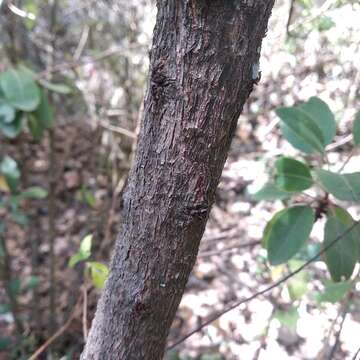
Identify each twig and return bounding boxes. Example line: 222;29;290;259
328;296;351;360
48;0;59;337
28;295;81;360
98;120;137;139
286;0;295;37
167;221;360;350
197;240;260;258
352;345;360;360
7;2;36;20
39;44;142;78
74;25;90;61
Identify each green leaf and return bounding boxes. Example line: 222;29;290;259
20;186;48;199
314;169;360;202
0;101;15;123
68;234;92;268
37;78;72;94
353;111;360;146
275;157;313;192
287;260;309;301
0;336;12;352
0;304;11;314
323;207;357;282
251;182;291;201
0;112;24;138
81;187;96;208
0;156;20;193
0;67;40;111
9;278;21;296
265;206;314;265
299;97;336;146
87;261;109;289
28;115;45;141
276;107;325;153
24;276;40;291
315;280;352;304
32;90;54;129
274;307;299;331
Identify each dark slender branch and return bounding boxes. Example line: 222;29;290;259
352;345;360;360
327;298;350;360
48;0;59;336
167;221;360;350
286;0;295;37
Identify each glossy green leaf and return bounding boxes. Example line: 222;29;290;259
0;112;24;138
87;261;109;289
37;78;72;94
0;156;20;193
32;90;54;129
20;186;48;199
275;157;313;192
314;169;360;202
68;234;92;268
276;107;325;153
353;111;360;146
323;207;357;282
0;101;15;124
300;97;336;145
266;206;314;265
262;208;287;248
0;67;40;111
251;182;291;201
315;280;352;303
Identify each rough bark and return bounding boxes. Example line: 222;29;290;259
82;1;275;359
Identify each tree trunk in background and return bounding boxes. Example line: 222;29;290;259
82;1;274;359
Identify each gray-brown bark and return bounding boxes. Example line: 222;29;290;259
82;1;274;359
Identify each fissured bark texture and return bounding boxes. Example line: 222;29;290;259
82;1;274;359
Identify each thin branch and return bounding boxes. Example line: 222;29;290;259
98;120;137;139
167;221;360;350
39;44;143;78
352;345;360;360
197;240;260;259
327;295;351;360
28;295;81;360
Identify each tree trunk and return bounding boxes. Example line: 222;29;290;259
82;1;274;359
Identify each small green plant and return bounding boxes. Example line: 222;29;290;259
0;65;70;140
68;234;109;289
253;97;360;286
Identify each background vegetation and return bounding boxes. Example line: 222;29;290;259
0;0;360;359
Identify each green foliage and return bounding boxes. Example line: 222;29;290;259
68;234;92;268
253;96;360;292
323;207;357;281
274;157;313;192
353;111;360;146
265;206;314;265
252;182;291;201
87;262;109;289
315;280;352;303
0;156;20;193
314;169;360;202
0;65;56;140
0;67;40;111
274;307;299;331
68;234;109;289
